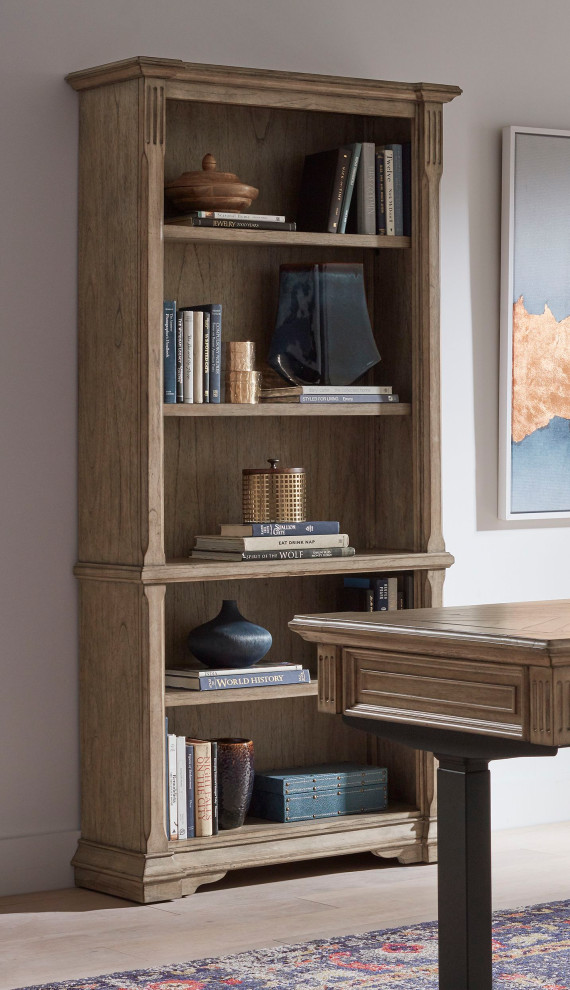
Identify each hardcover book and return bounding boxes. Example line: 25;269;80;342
338;143;362;234
165;668;311;691
168;217;296;231
190;547;356;561
163;301;176;403
167;733;178;839
187;739;213;836
356;141;376;234
259;385;392;397
193;534;349;551
182;310;194;403
185;741;195;838
176;735;187;840
296;147;352;233
384;144;403;236
219;522;340;536
166;662;303;679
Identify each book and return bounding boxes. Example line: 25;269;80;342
296;146;352;233
167;733;178;839
356;142;376;234
166;669;311;691
187;739;213;836
382;148;395;235
372;576;398;611
176;735;187;841
338;143;361;234
375;150;386;235
167;216;296;231
192;310;204;403
193;534;349;551
220;521;340;536
166;662;303;679
182;310;194;403
210;740;219;835
190;547;356;561
175;309;184;403
189;211;286;222
259;385;392;397
202;310;210;403
263;393;399;404
163;301;176;403
385;144;403;236
190;304;221;403
185;741;195;839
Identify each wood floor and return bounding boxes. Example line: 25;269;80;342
1;822;568;990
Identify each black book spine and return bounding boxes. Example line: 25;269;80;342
185;218;296;231
175;309;184;403
327;147;351;233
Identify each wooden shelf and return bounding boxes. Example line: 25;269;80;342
169;802;420;850
164;401;410;417
74;550;455;584
165;680;317;707
163;225;411;249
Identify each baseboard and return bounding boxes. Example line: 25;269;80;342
0;830;79;897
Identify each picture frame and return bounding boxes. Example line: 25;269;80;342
499;125;570;520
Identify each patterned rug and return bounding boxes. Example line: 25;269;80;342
14;899;570;990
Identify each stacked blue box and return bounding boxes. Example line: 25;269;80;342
249;762;388;823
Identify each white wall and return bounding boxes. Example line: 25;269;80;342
1;0;569;895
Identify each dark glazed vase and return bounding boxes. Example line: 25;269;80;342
187;599;272;669
216;738;255;829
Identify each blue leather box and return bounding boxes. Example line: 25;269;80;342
250;763;388;822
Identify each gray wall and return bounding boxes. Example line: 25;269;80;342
1;0;569;894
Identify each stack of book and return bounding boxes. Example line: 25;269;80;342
165;211;296;231
342;573;415;611
296;142;411;236
165;661;311;692
163;300;221;404
249;762;388;822
190;520;355;562
166;732;218;839
259;385;398;405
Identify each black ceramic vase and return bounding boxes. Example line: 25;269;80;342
216;738;255;829
187;600;272;669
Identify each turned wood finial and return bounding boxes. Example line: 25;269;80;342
202;153;217;171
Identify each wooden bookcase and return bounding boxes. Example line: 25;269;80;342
67;57;460;903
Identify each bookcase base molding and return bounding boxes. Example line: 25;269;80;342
67;57;459;904
72;808;426;903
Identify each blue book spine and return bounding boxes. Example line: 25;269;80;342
163;300;177;403
190;669;310;691
202;311;211;403
372;577;389;611
175;309;184;403
375;151;386;235
249;521;340;536
344;576;372;589
185;741;195;838
210;741;218;834
385;144;403;236
338;143;362;234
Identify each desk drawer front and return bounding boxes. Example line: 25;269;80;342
344;650;526;738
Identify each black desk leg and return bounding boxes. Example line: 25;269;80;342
436;755;492;990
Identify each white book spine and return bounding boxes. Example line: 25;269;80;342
194;533;349;550
193;311;204;403
167;733;178;839
166;663;302;678
176;736;187;840
183;311;194;403
383;149;395;235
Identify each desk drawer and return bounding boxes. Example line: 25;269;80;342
343;649;526;738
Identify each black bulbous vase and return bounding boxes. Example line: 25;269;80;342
187;599;272;669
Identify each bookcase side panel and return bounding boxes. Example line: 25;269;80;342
77;579;167;854
412;101;446;559
77;80;164;566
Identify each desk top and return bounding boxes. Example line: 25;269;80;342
290;600;570;665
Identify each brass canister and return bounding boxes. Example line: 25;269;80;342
242;459;307;523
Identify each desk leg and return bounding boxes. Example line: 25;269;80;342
436;755;492;990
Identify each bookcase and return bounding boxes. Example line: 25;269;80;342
67;57;460;903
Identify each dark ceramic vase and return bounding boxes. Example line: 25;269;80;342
216;738;255;829
187;599;272;669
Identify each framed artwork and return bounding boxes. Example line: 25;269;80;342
499;126;570;520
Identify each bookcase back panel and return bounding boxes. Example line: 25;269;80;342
163;415;414;558
165;100;412;221
167;696;369;775
164;242;406;388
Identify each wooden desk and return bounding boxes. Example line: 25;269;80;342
290;601;570;990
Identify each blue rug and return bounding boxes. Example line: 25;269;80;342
13;899;570;989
